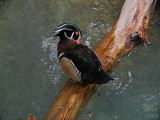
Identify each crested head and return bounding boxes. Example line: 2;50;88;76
53;23;82;44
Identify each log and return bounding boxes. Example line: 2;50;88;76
28;114;37;120
43;0;157;120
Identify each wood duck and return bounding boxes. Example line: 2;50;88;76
53;23;114;84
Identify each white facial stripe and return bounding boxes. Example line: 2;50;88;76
64;32;70;39
53;29;62;35
57;24;67;29
54;28;73;35
64;31;76;40
70;32;74;39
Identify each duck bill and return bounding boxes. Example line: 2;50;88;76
76;37;81;44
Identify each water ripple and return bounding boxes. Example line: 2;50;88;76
40;36;62;85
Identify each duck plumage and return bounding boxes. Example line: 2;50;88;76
53;23;114;84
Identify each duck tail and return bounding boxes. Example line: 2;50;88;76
95;69;114;84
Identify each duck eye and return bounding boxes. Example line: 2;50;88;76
75;32;79;36
73;33;79;40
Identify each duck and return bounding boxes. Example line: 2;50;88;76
53;23;114;84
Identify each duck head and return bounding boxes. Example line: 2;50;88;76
53;23;82;44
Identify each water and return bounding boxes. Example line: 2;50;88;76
0;0;160;120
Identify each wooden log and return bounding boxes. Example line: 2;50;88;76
43;0;157;120
28;114;37;120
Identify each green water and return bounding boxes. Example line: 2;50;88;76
0;0;160;120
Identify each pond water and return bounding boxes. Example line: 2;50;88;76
0;0;160;120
